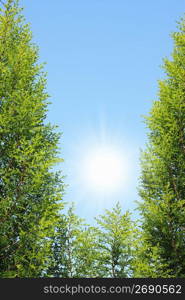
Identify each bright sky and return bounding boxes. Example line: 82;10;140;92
21;0;184;223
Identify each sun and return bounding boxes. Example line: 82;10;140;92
82;146;127;192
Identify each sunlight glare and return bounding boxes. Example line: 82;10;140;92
82;146;128;192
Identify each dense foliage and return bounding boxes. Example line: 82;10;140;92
0;0;185;278
0;0;64;277
136;17;185;277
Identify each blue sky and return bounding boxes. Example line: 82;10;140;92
20;0;184;223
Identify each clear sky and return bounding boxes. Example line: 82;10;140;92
20;0;184;223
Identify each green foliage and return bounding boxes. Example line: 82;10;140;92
137;17;185;278
0;0;64;277
47;203;135;278
2;0;185;279
95;202;134;278
73;225;100;278
47;204;99;278
132;228;173;278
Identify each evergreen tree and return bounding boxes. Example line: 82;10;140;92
47;205;100;278
74;225;100;278
132;228;172;278
64;205;83;277
95;202;134;278
0;0;64;277
47;205;84;278
46;216;68;277
137;17;185;277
